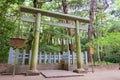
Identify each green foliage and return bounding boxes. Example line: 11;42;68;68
104;53;120;63
91;32;120;53
0;0;25;63
39;26;70;52
0;17;17;63
108;21;120;32
81;37;88;51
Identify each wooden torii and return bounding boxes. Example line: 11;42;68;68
20;6;90;73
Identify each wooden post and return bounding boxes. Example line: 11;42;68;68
13;48;19;76
30;13;41;72
72;52;75;64
75;20;83;69
89;46;94;72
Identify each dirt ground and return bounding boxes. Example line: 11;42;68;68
0;64;120;80
0;70;120;80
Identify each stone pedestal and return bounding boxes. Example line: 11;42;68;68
73;68;87;73
26;70;40;76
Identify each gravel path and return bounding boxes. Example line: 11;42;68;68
0;70;120;80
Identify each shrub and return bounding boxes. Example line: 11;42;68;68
104;53;120;63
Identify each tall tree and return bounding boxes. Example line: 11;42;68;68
62;0;73;54
88;0;95;63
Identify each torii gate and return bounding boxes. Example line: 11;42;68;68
20;6;90;74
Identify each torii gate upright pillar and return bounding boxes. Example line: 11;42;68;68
74;20;85;73
75;20;82;69
28;13;41;75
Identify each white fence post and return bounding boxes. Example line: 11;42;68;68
44;52;47;64
54;52;56;63
85;51;88;65
38;52;42;64
8;47;14;64
48;52;51;63
58;52;61;63
68;50;70;65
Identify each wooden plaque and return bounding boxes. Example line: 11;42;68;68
10;38;25;48
89;46;94;54
60;60;65;64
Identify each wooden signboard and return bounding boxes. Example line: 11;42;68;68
89;46;94;54
60;60;65;65
10;38;25;48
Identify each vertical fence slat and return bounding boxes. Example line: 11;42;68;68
8;47;14;64
68;50;70;65
38;52;42;64
44;52;47;64
58;52;61;63
85;51;88;65
48;52;51;63
54;52;56;63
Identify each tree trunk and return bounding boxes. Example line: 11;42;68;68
97;32;101;64
62;0;73;54
33;0;37;8
88;0;95;62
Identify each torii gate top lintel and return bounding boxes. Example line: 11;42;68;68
20;6;90;23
